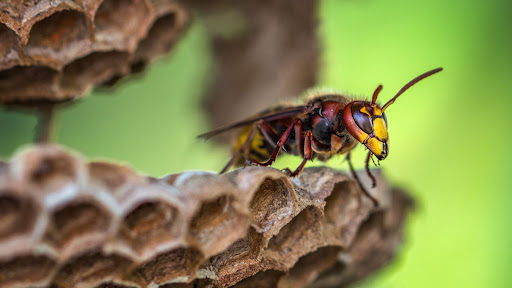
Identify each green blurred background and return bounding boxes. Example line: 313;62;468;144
1;0;510;287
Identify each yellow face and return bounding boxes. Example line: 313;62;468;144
343;102;389;160
341;68;444;161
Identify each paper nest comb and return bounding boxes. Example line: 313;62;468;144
0;0;189;105
0;145;413;288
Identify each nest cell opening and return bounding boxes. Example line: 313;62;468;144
120;201;179;253
188;195;247;256
324;181;366;244
131;247;203;286
44;201;110;251
205;226;265;275
0;255;57;287
26;10;89;52
0;65;59;103
17;149;82;192
324;181;360;224
279;246;343;287
0;195;37;241
29;154;77;184
60;51;129;92
150;12;177;38
267;206;323;259
94;0;150;46
312;259;347;287
249;178;296;233
87;162;150;199
202;227;268;287
88;162;140;192
134;12;177;65
53;250;134;288
0;23;18;59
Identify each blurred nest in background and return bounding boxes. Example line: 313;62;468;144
0;0;188;105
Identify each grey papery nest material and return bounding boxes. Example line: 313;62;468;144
0;0;189;104
0;145;413;288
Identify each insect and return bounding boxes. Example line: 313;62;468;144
199;68;443;206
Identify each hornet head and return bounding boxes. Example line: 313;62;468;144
341;67;443;159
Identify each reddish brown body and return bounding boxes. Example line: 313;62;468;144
231;97;357;166
200;68;443;206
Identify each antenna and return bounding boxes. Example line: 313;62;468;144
382;67;443;111
371;85;383;105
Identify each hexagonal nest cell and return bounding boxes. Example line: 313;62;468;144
188;195;248;257
0;0;190;105
249;177;297;234
0;144;414;287
0;65;60;103
0;254;57;288
43;200;112;259
94;0;151;49
129;247;204;287
0;194;38;241
0;23;19;67
25;10;91;66
60;51;130;95
119;201;180;255
53;250;135;288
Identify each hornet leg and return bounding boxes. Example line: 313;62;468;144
365;151;377;188
248;118;301;167
346;152;379;207
294;120;304;158
257;120;280;149
283;131;312;177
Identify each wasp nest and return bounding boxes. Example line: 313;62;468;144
0;0;189;105
0;145;413;288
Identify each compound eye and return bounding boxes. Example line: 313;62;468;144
351;103;373;134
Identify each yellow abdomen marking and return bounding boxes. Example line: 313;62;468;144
233;126;270;161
